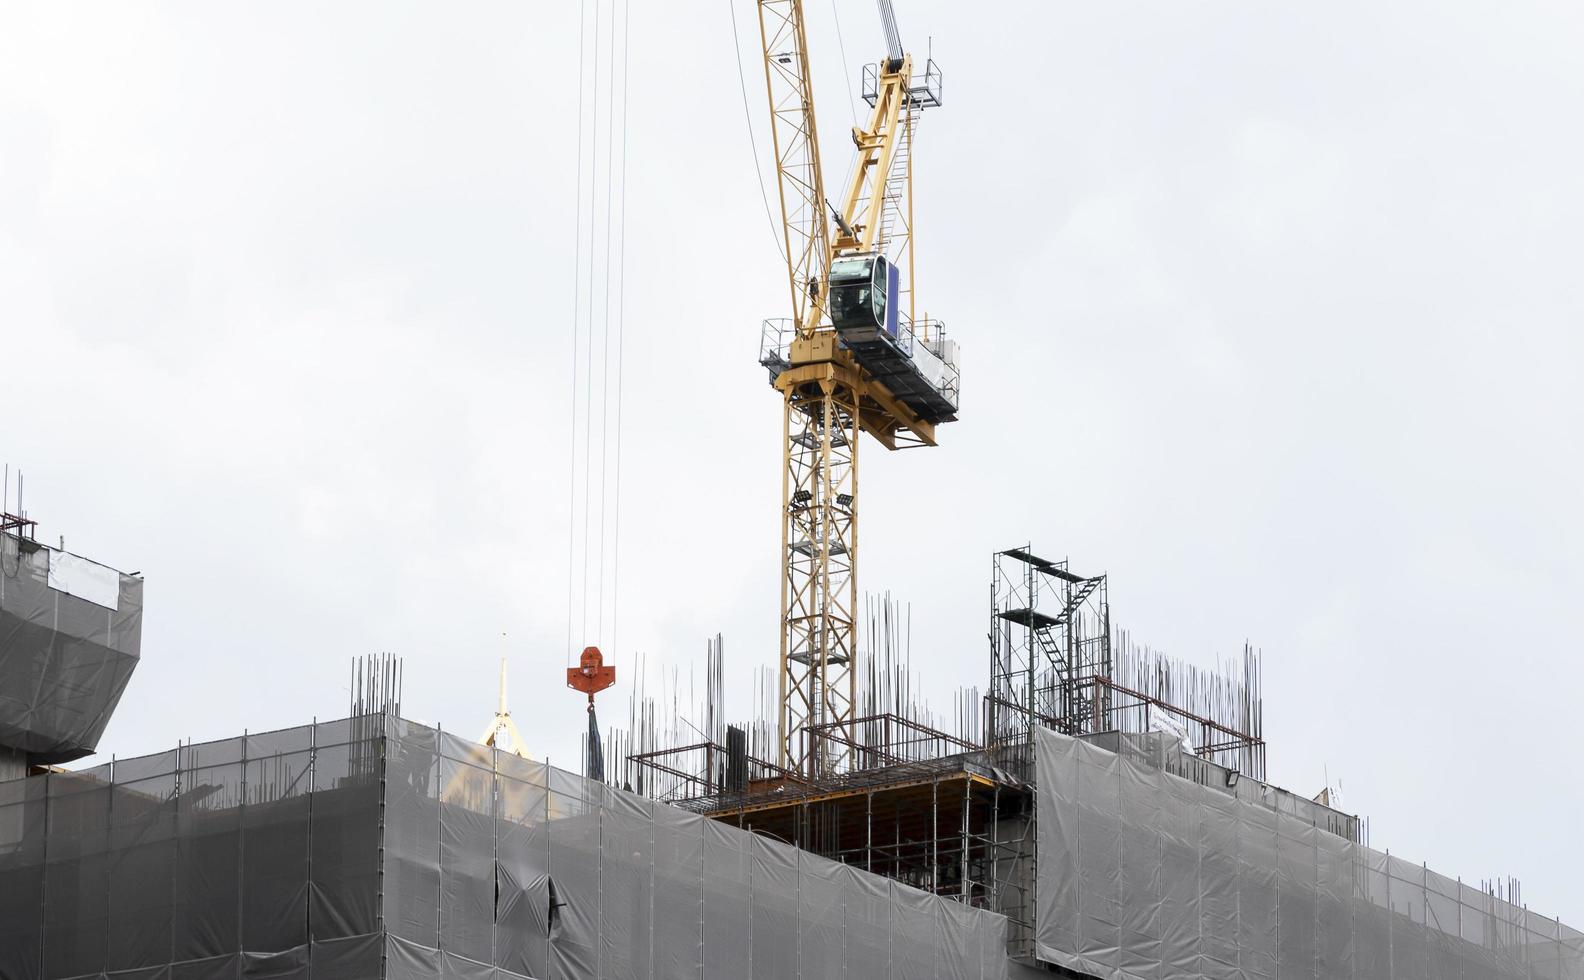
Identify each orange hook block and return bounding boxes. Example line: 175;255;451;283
566;646;616;709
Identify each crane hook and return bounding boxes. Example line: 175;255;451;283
566;645;616;713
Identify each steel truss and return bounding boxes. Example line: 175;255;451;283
778;373;861;777
989;546;1112;774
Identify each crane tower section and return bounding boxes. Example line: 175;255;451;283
754;0;958;779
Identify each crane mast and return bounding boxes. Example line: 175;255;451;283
754;0;953;778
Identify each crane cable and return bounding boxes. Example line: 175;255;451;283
579;0;601;653
597;0;632;658
831;0;860;127
830;0;862;217
565;0;632;665
564;0;590;669
608;0;632;661
726;0;786;262
725;1;863;260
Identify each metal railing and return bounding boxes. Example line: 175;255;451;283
862;58;943;109
896;318;960;410
759;318;793;378
760;317;960;412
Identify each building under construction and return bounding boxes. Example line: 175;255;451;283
4;524;1582;979
604;547;1583;979
3;0;1581;977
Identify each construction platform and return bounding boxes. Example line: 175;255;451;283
628;711;1039;947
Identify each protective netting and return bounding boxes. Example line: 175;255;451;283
0;535;143;764
381;717;1045;979
1034;726;1584;980
0;718;384;980
0;714;1047;980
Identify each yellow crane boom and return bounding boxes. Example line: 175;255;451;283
756;0;833;341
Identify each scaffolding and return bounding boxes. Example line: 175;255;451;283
617;613;1037;946
988;545;1267;782
989;547;1113;774
611;555;1273;959
626;736;1036;941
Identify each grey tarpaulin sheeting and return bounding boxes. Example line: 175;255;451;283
1034;725;1584;979
382;716;1051;979
0;535;143;764
2;713;1049;979
0;717;385;980
0;745;25;782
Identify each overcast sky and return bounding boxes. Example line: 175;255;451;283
4;0;1582;920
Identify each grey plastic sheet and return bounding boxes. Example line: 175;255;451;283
701;817;752;980
843;865;891;979
798;845;844;979
384;718;1047;979
312;726;381;941
0;536;143;763
0;718;385;980
496;750;551;978
44;763;113;978
600;788;654;980
0;714;1052;979
0;775;46;980
651;802;703;979
1034;725;1584;980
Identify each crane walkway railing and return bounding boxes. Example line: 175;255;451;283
861;58;943;110
758;317;960;420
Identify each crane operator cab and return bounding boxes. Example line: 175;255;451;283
827;253;900;344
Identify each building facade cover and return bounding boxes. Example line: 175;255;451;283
1034;725;1584;980
0;534;143;764
0;714;1044;980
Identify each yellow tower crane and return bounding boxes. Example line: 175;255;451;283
753;0;958;778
